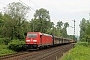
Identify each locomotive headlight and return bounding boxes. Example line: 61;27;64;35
26;40;30;42
33;40;37;42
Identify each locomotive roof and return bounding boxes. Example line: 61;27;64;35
27;32;52;36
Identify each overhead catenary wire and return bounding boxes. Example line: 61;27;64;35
0;2;7;6
29;0;40;8
19;0;36;11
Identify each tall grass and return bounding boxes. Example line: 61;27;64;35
62;42;90;60
0;38;25;56
0;39;25;56
0;45;15;56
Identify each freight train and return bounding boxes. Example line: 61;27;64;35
25;32;74;49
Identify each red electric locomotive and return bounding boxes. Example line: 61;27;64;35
26;32;53;49
25;32;74;50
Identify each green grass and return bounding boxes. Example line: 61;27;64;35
0;45;16;56
62;42;90;60
0;39;25;56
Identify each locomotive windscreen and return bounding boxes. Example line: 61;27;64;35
27;34;37;38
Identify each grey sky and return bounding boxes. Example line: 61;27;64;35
0;0;90;36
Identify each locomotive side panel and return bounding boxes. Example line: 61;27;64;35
41;34;53;45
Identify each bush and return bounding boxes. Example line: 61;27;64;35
0;45;15;56
87;39;90;45
8;40;26;52
0;38;11;45
80;38;86;42
75;42;88;47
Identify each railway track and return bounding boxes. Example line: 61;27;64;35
0;51;38;60
20;44;74;60
0;52;28;60
0;44;74;60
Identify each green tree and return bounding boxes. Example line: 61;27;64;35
85;20;90;42
56;20;63;36
46;22;54;34
0;12;4;37
4;2;30;39
0;14;13;38
32;8;51;33
56;20;63;29
61;22;69;38
64;22;69;28
79;18;87;41
4;2;30;22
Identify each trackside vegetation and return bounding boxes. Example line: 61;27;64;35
0;2;76;41
0;2;76;56
0;45;15;56
62;42;90;60
8;40;26;52
0;39;25;56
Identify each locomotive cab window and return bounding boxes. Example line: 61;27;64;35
27;34;38;38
